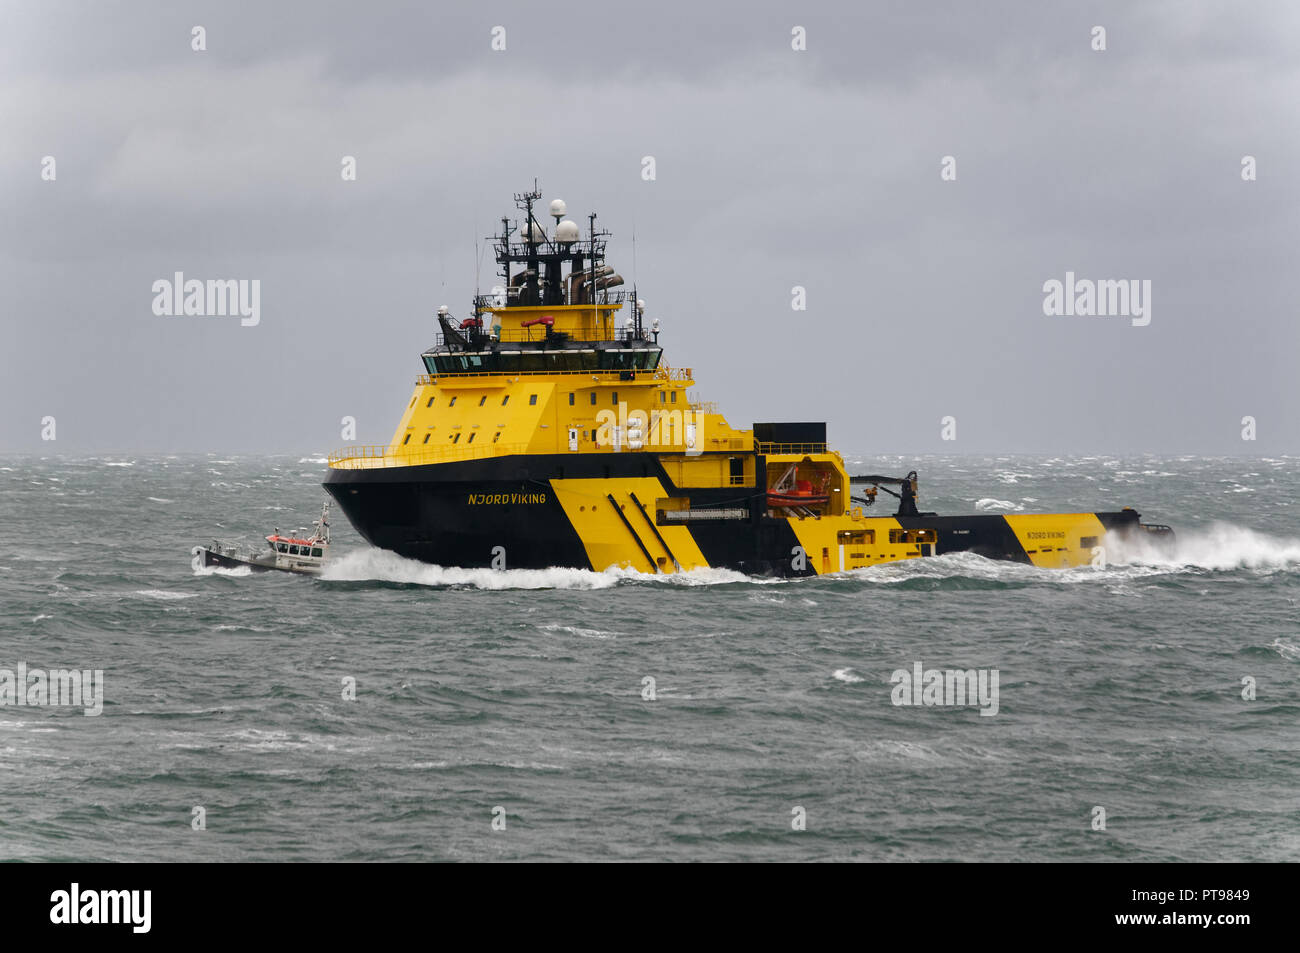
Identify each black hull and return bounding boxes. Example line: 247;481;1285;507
324;452;1152;576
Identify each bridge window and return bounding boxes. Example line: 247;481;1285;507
589;392;597;405
569;392;575;405
423;434;430;444
402;434;411;445
529;394;538;405
468;433;476;443
501;395;509;406
478;396;486;406
426;397;435;407
449;396;457;407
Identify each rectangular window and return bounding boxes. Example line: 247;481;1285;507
612;391;618;404
422;434;430;444
569;392;575;405
590;392;597;405
449;396;457;407
426;397;435;407
659;392;666;403
468;433;476;443
408;396;417;408
452;433;460;443
311;548;323;558
479;396;487;406
529;394;538;405
501;395;510;406
402;434;411;445
889;528;937;545
670;391;677;403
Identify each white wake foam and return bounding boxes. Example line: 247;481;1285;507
1107;522;1300;572
320;547;776;590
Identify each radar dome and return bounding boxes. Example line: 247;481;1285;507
524;220;547;243
549;199;567;219
555;219;580;243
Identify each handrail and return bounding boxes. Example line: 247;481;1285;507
415;369;665;385
755;442;831;455
328;442;530;470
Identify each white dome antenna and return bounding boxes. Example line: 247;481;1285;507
549;199;567;221
555;219;580;244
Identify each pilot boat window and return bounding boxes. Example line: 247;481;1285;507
589;392;596;405
402;434;411;444
449;396;457;407
670;392;677;403
478;396;487;406
569;392;575;405
423;434;430;443
529;394;538;405
277;543;288;552
611;391;618;404
311;548;323;557
501;395;510;406
426;397;435;407
452;433;460;443
468;433;476;443
289;545;300;555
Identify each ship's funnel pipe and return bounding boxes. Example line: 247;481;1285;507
593;274;624;291
568;264;613;303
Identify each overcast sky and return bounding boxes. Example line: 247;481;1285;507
3;0;1298;454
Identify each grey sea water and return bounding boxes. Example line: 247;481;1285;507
1;453;1298;862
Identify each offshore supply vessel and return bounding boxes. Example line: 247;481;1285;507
324;185;1173;576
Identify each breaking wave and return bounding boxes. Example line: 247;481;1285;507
1106;522;1300;572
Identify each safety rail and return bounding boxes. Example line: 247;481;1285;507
474;290;629;309
654;364;694;381
415;369;669;385
755;442;830;455
328;442;530;470
434;327;657;346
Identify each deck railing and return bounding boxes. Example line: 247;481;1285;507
755;442;831;455
328;442;529;469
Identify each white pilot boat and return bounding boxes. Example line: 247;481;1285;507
193;502;331;575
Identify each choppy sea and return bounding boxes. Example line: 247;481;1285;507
1;453;1297;861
